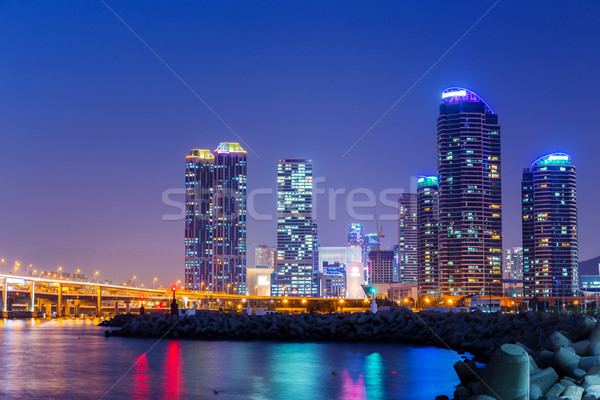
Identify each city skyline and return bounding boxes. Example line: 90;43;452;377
2;2;599;286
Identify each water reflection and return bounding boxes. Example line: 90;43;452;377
0;320;463;399
163;340;183;399
132;353;150;400
340;370;366;400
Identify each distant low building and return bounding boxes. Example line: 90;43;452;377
581;275;600;293
246;267;273;296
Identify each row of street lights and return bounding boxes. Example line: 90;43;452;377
1;259;170;289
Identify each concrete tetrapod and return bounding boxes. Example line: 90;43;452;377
474;343;529;400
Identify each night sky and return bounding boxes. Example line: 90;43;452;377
1;1;599;286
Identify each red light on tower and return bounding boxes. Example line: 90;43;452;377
171;286;177;292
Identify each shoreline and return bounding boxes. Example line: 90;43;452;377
101;309;586;363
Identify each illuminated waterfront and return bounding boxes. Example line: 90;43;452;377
0;319;463;399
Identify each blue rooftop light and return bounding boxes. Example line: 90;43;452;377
441;87;494;114
531;152;572;168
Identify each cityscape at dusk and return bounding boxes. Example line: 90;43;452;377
1;1;600;399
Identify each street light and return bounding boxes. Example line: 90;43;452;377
132;276;137;287
153;277;158;289
0;259;5;274
27;264;32;276
13;261;20;275
94;271;99;283
227;283;231;295
57;266;62;278
76;269;80;280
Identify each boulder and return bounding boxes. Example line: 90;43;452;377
545;383;566;397
531;368;560;394
530;383;543;400
549;331;573;351
474;344;529;400
580;357;600;371
554;347;581;375
583;375;600;389
454;360;479;384
563;385;584;400
573;341;591;357
530;356;541;375
577;316;597;338
589;323;600;355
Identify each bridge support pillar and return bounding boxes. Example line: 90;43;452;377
44;302;51;317
29;281;35;312
57;283;63;317
96;286;102;317
125;299;131;314
114;301;119;315
65;299;71;317
74;300;81;317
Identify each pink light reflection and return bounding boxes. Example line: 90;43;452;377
340;370;366;400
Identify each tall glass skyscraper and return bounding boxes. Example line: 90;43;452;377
398;193;418;283
185;149;215;292
348;223;363;247
184;143;247;294
417;176;439;295
522;153;578;297
271;159;318;297
437;87;503;296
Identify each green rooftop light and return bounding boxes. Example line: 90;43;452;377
186;149;215;159
531;153;572;167
215;142;247;154
417;175;438;187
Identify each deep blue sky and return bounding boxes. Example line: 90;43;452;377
1;1;599;286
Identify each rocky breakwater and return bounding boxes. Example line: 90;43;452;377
103;310;590;362
448;314;600;400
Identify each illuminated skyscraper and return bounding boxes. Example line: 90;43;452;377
437;87;503;296
361;233;379;283
271;159;318;297
417;176;439;295
184;142;247;294
522;153;578;297
398;193;418;283
348;223;363;247
503;247;523;281
185;149;214;292
369;250;395;284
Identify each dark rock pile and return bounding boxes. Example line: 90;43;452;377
102;309;589;362
98;313;139;327
449;314;600;399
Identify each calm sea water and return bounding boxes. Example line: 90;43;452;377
0;318;463;399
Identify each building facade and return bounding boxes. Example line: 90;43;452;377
348;223;363;247
417;175;439;296
398;193;418;283
271;159;318;297
437;87;503;296
246;267;274;296
184;143;247;294
522;153;578;297
503;247;524;281
318;246;364;298
255;245;276;268
185;149;215;292
369;250;395;284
